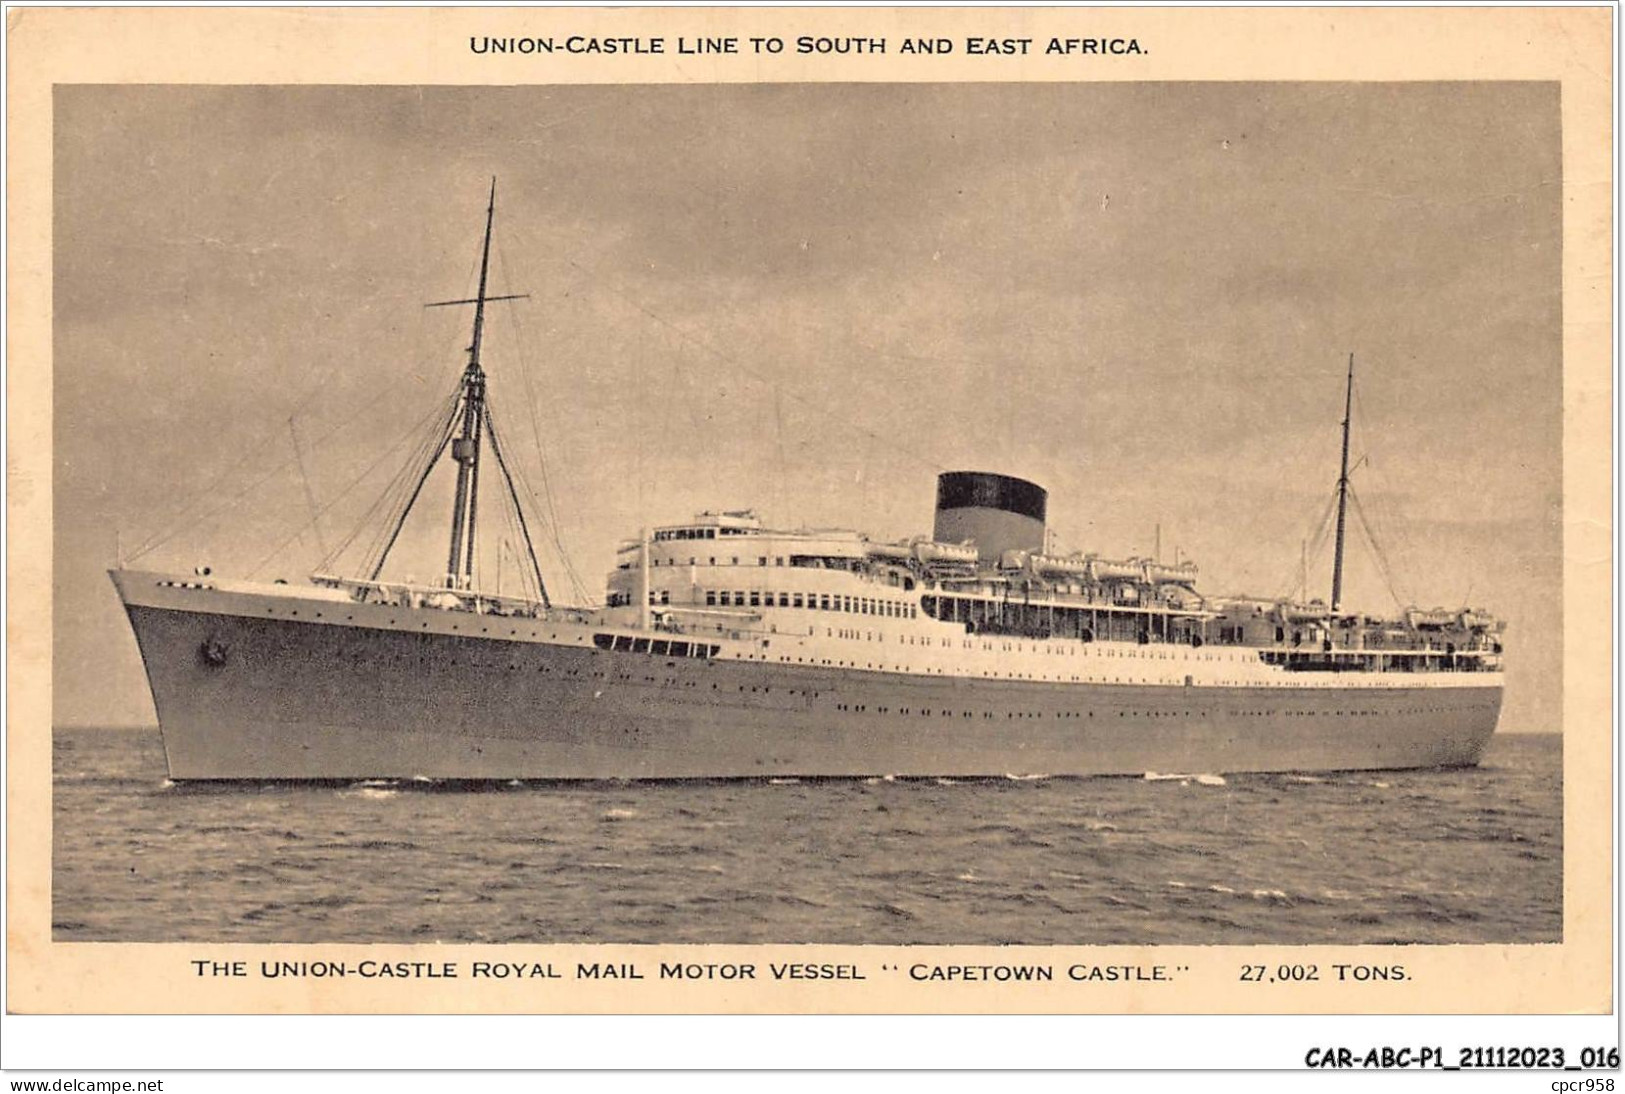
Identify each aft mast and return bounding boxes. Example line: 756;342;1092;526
1330;352;1354;613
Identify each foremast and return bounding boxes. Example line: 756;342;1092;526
444;182;497;589
1330;352;1354;613
364;179;549;606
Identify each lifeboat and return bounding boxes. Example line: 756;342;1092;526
1090;558;1141;581
911;539;979;566
1031;553;1092;578
1144;562;1199;585
1281;606;1329;624
863;540;912;561
998;549;1032;570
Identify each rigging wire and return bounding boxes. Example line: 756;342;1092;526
335;389;461;568
134;412;363;568
127;280;475;567
492;241;592;602
1347;373;1423;609
249;390;461;579
488;453;542;604
482;396;550;607
125;431;282;563
487;399;590;602
330;387;464;575
128;345;467;569
1274;485;1340;601
288;417;330;560
123;370;357;563
363;401;463;582
343;428;439;575
1348;486;1410;610
275;393;456;579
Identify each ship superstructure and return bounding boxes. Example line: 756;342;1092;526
602;475;1503;681
110;186;1505;780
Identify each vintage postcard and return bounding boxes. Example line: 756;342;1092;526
5;3;1614;1054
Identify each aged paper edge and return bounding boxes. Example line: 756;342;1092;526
4;5;1613;1017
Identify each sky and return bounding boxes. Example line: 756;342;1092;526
53;82;1562;730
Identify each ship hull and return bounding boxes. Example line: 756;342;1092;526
115;576;1503;781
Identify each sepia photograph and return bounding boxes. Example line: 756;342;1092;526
50;79;1564;951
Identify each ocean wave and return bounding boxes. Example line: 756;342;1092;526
313;839;419;852
492;834;559;847
298;893;358;909
1144;772;1226;787
341;787;399;801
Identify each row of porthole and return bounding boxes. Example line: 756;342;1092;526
294;645;1495;722
265;617;1487;689
371;644;1486;714
338;647;1489;715
820;704;1489;719
764;652;1486;693
254;606;1495;682
253;610;1495;707
263;605;577;644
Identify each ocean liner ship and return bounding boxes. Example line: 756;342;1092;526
111;186;1506;780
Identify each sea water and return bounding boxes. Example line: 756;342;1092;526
51;728;1561;945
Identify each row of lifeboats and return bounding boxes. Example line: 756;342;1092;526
862;538;981;566
862;537;1204;589
1405;607;1504;632
861;538;1204;589
1006;550;1200;588
1235;600;1503;634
